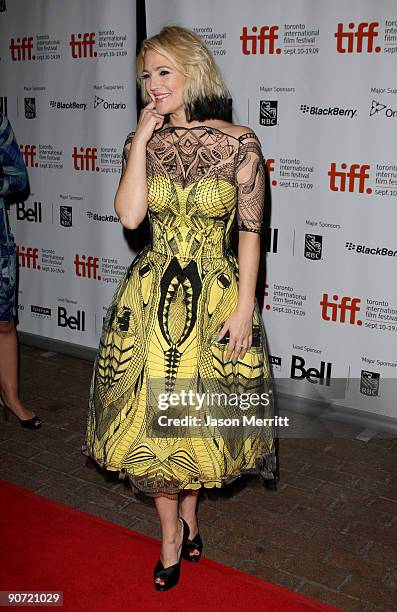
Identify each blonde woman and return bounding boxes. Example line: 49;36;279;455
83;25;276;591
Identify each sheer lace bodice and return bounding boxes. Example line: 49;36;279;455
121;125;265;260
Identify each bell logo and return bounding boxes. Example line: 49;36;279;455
240;26;281;55
9;37;35;61
334;22;381;54
290;355;332;386
19;144;38;168
69;33;97;59
74;254;100;279
72;147;99;172
328;163;372;194
320;293;362;325
16;246;40;269
57;306;86;331
16;201;42;223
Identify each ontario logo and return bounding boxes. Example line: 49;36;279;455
93;95;126;110
370;100;397;119
334;22;381;53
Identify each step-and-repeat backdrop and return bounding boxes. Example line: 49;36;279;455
0;0;396;420
0;0;136;347
145;0;397;420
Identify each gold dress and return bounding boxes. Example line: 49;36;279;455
83;125;277;499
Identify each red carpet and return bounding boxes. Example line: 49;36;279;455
0;480;341;611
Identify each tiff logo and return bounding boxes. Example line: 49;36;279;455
69;33;97;59
72;147;99;171
16;246;40;269
240;26;281;55
334;22;380;54
320;293;362;325
19;144;38;168
74;254;100;279
328;163;372;194
9;37;35;61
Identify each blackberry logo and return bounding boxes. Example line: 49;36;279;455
259;100;278;126
345;241;397;257
304;234;322;260
24;97;36;119
360;370;379;396
300;104;356;118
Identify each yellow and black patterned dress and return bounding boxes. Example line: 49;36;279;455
83;125;276;499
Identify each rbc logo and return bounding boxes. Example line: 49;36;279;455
57;306;85;331
328;163;372;194
9;37;35;61
16;202;42;223
290;355;332;386
334;22;380;54
72;147;99;172
304;234;322;260
74;254;100;279
320;294;362;325
240;26;281;55
69;33;97;59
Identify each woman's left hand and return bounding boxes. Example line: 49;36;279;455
214;306;253;363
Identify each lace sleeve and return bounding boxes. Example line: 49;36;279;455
121;131;135;178
235;131;265;235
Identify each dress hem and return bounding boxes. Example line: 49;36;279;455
81;443;276;500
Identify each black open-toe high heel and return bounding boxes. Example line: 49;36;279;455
153;517;190;592
1;399;42;430
181;530;203;563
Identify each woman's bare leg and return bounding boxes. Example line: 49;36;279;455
179;489;200;557
154;495;184;586
0;320;35;420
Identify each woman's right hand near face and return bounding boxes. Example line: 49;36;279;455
134;101;164;145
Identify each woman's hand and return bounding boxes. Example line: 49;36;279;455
214;305;254;363
134;101;165;145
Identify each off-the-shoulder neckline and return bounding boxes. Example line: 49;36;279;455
153;125;258;143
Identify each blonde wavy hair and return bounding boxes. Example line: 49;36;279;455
136;25;231;121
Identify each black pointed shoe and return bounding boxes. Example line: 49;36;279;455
153;517;190;592
1;400;42;430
